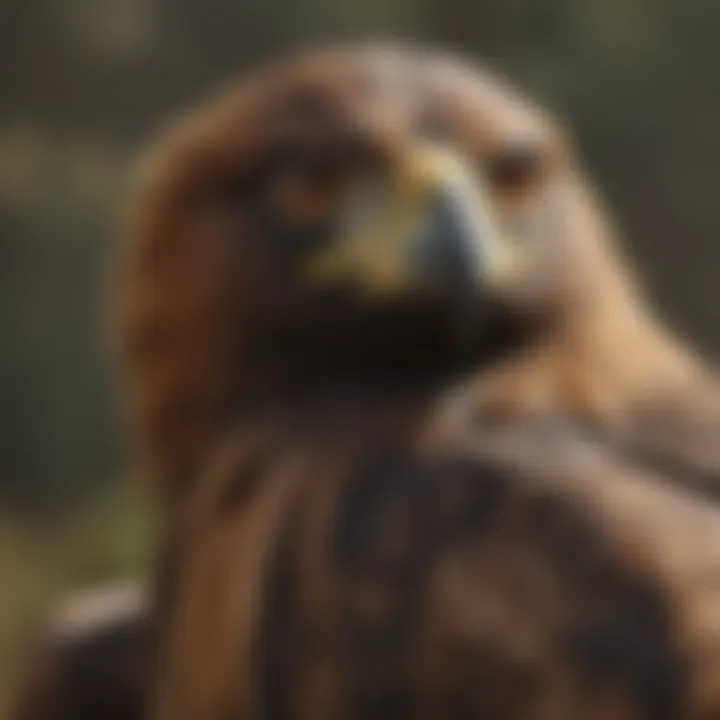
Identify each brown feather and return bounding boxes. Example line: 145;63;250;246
108;43;720;720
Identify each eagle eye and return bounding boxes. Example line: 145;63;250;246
267;149;348;227
488;144;545;192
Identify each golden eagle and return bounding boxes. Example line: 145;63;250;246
13;44;720;720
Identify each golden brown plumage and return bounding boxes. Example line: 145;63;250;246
116;45;716;504
22;43;720;720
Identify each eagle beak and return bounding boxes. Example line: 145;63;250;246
304;144;519;300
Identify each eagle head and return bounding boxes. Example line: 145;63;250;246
119;44;692;491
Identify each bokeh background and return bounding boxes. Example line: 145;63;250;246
2;0;719;704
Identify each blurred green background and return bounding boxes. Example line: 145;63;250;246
2;0;720;704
